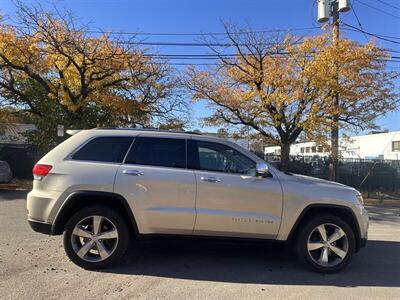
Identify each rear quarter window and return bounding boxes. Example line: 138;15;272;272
71;137;133;163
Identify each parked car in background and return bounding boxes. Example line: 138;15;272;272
27;128;368;273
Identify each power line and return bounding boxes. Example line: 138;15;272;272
141;52;400;61
377;0;400;11
153;62;219;66
86;26;321;37
341;22;400;45
354;0;400;19
120;37;400;55
382;48;400;54
120;41;247;47
143;53;292;58
9;21;400;61
143;54;237;58
119;41;304;47
341;27;400;40
12;23;321;37
148;58;400;65
350;1;369;41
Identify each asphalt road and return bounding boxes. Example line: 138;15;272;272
0;191;399;300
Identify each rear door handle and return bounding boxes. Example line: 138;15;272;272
200;176;222;183
122;169;144;176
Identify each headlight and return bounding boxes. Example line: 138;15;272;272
356;194;364;205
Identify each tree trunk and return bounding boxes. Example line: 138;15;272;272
280;142;291;172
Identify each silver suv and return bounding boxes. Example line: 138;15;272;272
27;128;368;273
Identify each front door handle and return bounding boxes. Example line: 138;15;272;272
122;169;144;176
200;176;222;183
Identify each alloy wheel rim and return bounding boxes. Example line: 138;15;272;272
307;223;348;268
71;215;119;262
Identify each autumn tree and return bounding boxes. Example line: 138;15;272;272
0;107;21;134
185;25;398;171
0;2;186;149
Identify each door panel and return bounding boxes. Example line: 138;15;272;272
114;165;196;235
194;171;283;238
114;136;196;235
189;139;283;239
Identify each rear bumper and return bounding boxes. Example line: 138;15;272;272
26;189;63;224
28;219;54;235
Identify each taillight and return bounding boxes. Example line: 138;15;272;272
32;164;53;180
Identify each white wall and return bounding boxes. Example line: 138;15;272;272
265;131;400;160
345;131;400;160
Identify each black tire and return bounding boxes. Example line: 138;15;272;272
295;214;356;273
63;205;129;270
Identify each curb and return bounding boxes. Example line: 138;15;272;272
364;199;400;206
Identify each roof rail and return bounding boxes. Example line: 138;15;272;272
66;129;82;136
93;127;202;135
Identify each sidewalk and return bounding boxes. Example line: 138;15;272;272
0;179;32;191
364;198;400;206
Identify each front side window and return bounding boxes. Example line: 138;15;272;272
125;137;186;168
71;137;133;163
188;140;256;175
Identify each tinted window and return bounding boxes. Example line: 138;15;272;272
188;140;255;175
125;137;186;168
72;137;133;163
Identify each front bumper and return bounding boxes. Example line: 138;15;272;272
354;204;369;249
360;237;367;248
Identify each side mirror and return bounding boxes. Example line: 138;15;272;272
256;162;269;177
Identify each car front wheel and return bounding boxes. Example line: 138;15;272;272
63;205;129;269
296;215;356;273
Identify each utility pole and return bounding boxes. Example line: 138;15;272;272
317;0;350;181
331;0;340;182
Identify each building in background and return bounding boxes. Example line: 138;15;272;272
265;130;400;160
0;123;36;144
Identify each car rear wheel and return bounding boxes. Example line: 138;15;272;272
296;215;356;273
63;205;129;269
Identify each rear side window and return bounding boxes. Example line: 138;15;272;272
125;137;186;169
71;137;133;163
